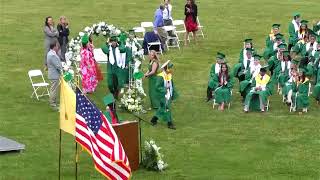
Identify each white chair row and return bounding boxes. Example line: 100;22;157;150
132;17;205;54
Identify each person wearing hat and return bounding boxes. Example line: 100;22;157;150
313;21;320;36
301;31;318;58
263;33;285;60
243;65;273;112
80;33;98;94
239;54;262;101
268;43;287;76
291;69;310;114
207;52;226;101
103;94;120;124
234;48;254;82
211;63;234;111
296;20;310;44
288;13;301;51
101;36;126;98
239;38;255;62
150;60;178;130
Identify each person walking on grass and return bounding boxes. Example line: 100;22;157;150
184;0;198;45
47;41;62;111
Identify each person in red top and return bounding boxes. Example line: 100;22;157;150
184;0;198;45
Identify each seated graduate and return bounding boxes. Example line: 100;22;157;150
301;31;318;58
282;63;298;105
291;69;310;114
274;50;291;91
239;38;255;63
263;24;285;60
296;20;311;44
207;52;226;102
103;94;120;124
299;55;314;78
233;48;254;82
212;63;234;111
264;33;285;61
239;54;262;101
243;65;273;113
313;20;320;35
268;43;287;76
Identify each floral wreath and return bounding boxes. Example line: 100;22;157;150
62;21;146;113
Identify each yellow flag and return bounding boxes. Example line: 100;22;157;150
59;78;76;135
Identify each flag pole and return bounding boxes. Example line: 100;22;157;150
58;129;62;180
75;142;78;180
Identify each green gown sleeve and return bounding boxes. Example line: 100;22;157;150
239;49;244;63
288;22;297;45
306;63;314;77
227;76;234;89
171;80;179;101
212;74;220;90
266;77;274;96
209;64;215;78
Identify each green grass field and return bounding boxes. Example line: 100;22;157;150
1;0;320;179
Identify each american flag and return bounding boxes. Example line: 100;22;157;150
75;88;131;180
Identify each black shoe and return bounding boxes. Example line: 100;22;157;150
167;122;176;130
150;116;158;126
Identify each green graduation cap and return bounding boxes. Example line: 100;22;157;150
109;35;118;42
283;50;290;57
244;38;253;43
301;20;308;26
275;33;284;40
278;43;287;49
81;33;89;44
272;24;281;29
253;54;262;60
309;31;317;37
101;44;109;54
293;12;300;17
133;72;144;80
103;94;115;106
216;52;226;59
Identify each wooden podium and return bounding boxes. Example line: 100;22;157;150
112;121;139;171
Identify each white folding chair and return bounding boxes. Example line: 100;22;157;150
28;69;50;100
147;41;163;55
133;26;146;43
163;26;180;50
172;20;190;42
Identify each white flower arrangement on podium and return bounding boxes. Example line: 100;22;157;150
142;140;168;171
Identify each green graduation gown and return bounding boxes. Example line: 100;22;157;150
208;63;218;89
147;60;160;109
292;79;309;111
212;74;233;104
288;21;299;46
154;72;178;122
313;65;320;101
244;74;273;111
263;35;285;60
274;61;291;88
105;46;121;94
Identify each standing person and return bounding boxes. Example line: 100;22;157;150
288;13;301;51
184;0;198;45
44;16;59;66
47;41;62;111
144;50;160;109
163;0;174;44
212;63;234;111
80;34;98;94
57;16;69;62
150;60;178;130
153;4;168;50
101;36;126;99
